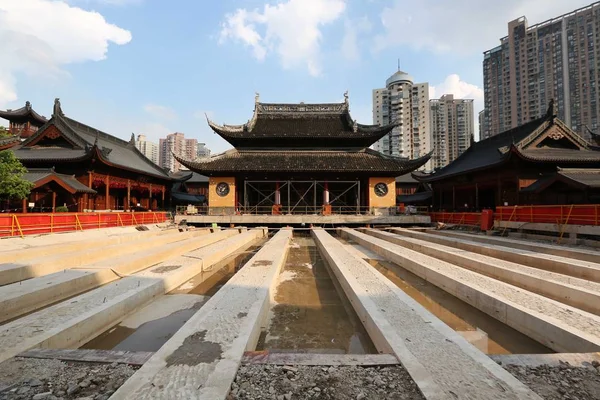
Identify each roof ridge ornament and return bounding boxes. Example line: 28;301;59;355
255;92;260;104
129;132;136;145
25;101;31;110
546;98;556;119
53;98;64;118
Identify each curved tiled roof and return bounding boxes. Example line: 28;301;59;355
174;148;431;177
207;96;396;148
0;102;47;125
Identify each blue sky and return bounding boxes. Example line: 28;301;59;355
0;0;595;152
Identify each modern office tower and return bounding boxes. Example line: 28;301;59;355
373;70;432;170
429;95;475;169
483;2;600;140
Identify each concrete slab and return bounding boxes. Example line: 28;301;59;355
0;225;163;254
314;228;541;400
0;228;212;285
177;214;430;225
111;229;292;400
431;230;600;263
366;229;600;315
0;229;266;363
18;348;154;366
0;230;238;323
340;228;600;353
0;227;180;264
494;221;600;237
389;228;600;283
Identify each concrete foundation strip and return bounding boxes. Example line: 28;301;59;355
0;228;214;286
429;230;600;263
0;225;180;264
366;229;600;315
18;348;154;366
389;228;600;283
341;228;600;353
0;228;267;364
111;229;292;400
0;229;240;323
241;352;400;366
314;228;541;400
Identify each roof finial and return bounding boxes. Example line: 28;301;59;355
93;130;99;147
344;90;349;105
397;58;400;71
129;132;135;145
255;92;260;104
25;101;31;110
546;99;556;119
53;98;64;117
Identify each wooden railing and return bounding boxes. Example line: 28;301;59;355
0;212;168;238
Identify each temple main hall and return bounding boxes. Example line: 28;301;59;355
176;94;431;217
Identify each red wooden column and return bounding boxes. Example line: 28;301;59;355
149;184;153;210
126;180;131;211
105;175;110;210
88;172;94;210
52;192;57;213
22;198;27;214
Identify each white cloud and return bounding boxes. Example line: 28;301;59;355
375;0;595;54
0;0;131;107
341;16;371;61
143;104;177;120
219;0;346;76
430;74;484;138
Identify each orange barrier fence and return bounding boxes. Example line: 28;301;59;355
429;212;482;227
496;205;600;226
0;212;168;238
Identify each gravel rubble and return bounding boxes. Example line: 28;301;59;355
505;360;600;400
228;364;424;400
0;358;137;400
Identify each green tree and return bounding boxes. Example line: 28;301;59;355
0;126;10;138
0;150;34;201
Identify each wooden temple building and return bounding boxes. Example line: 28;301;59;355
0;101;48;139
2;99;173;213
175;94;431;216
413;102;600;210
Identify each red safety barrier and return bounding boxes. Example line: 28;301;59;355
0;212;168;238
496;205;600;226
429;212;482;227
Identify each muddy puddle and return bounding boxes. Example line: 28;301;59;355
345;240;552;355
82;240;265;352
256;235;376;354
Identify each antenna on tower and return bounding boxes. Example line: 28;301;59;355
397;59;400;71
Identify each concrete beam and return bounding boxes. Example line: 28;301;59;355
0;228;212;285
0;229;267;364
339;228;600;353
111;229;292;400
314;229;540;400
0;230;240;323
366;229;600;315
430;230;600;263
494;221;600;237
389;228;600;283
0;225;171;260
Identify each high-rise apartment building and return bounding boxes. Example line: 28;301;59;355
197;143;211;159
135;134;159;166
159;132;198;172
482;2;600;140
373;70;432;170
429;95;474;169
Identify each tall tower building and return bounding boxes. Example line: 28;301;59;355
483;2;600;140
135;134;159;166
429;95;474;169
373;70;432;170
159;132;198;172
